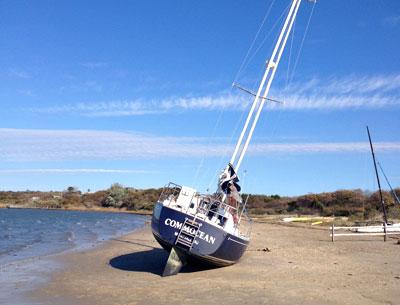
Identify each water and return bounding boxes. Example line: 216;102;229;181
0;208;148;305
0;208;147;265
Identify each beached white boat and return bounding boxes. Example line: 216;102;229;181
152;0;309;276
355;223;400;233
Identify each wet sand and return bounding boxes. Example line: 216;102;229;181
30;221;400;305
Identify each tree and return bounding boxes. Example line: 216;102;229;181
62;186;81;206
102;183;128;208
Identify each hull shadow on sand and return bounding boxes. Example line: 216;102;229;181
109;247;219;276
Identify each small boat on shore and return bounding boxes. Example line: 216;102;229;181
152;0;308;276
355;223;400;233
352;127;400;236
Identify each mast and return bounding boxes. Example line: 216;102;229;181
366;126;388;224
229;0;303;172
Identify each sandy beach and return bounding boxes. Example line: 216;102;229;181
28;221;400;305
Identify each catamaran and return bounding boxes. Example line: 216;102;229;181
354;127;400;234
151;0;307;276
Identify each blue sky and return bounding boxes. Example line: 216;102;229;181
0;0;399;196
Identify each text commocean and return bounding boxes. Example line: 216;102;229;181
164;218;216;245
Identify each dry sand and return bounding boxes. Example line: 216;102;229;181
30;221;400;305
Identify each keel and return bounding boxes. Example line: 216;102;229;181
162;247;187;277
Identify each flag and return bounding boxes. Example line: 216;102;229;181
219;163;242;203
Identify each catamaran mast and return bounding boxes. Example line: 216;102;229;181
366;126;388;224
229;0;303;172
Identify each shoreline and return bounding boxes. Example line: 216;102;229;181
27;221;400;305
2;204;387;226
0;204;153;215
1;222;149;305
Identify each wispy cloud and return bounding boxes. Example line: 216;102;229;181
27;95;245;117
0;168;155;174
0;128;215;161
81;62;109;69
382;15;400;27
84;80;102;92
285;74;400;96
269;73;400;110
27;74;400;116
9;68;30;79
1;128;399;162
271;93;398;111
18;89;36;97
251;142;400;154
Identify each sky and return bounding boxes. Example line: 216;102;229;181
0;0;399;196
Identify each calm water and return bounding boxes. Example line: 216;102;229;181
0;208;147;265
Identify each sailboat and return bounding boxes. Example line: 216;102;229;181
151;0;305;276
355;127;400;234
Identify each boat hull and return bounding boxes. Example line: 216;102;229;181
151;202;249;267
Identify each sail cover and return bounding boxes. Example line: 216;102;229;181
219;163;242;203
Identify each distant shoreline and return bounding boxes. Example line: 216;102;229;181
0;204;152;216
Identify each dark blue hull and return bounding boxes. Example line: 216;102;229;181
151;202;249;266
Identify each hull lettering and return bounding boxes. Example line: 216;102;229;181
164;218;216;245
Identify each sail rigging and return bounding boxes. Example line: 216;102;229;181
229;0;303;173
378;162;400;205
366;126;388;224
